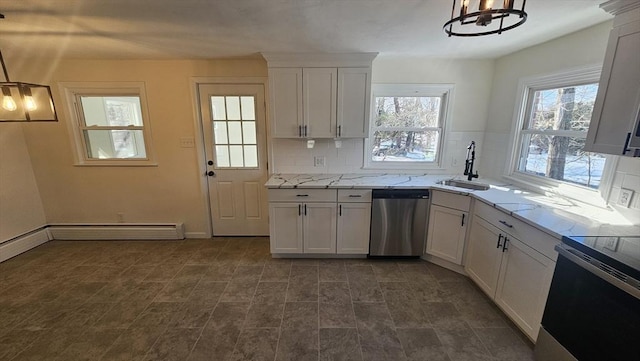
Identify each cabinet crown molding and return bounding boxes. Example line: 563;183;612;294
261;52;378;68
600;0;640;16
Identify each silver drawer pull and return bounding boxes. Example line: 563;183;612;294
499;220;513;228
348;195;362;198
296;194;309;197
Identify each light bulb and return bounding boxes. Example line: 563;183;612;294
24;95;37;111
2;95;17;111
1;87;17;111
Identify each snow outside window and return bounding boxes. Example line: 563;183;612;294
509;67;612;198
365;84;452;170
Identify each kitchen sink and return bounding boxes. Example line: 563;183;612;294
437;179;490;191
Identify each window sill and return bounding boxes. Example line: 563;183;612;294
361;163;446;172
73;161;159;167
502;173;608;209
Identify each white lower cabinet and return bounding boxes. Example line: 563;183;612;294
269;202;303;253
465;203;557;342
426;204;468;264
337;202;371;254
494;236;555;341
465;217;503;296
426;191;470;265
269;202;337;254
303;203;337;253
268;188;370;255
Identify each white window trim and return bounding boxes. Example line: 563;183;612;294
60;82;157;166
363;83;454;170
504;65;616;206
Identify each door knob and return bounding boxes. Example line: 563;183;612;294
207;171;215;177
207;160;214;165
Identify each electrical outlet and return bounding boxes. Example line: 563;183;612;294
314;156;325;167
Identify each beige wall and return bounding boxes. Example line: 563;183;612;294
17;58;267;237
0;124;47;242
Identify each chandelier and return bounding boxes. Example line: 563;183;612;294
1;49;58;122
443;0;528;37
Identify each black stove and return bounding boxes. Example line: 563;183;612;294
561;235;640;281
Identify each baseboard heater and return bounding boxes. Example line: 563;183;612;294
0;228;51;263
47;223;185;240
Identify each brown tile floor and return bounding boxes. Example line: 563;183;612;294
0;238;534;361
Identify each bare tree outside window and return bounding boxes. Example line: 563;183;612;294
372;96;442;163
518;83;605;188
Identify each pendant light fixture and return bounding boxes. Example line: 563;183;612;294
0;49;58;122
443;0;527;37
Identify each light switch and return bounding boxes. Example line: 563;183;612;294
180;137;195;148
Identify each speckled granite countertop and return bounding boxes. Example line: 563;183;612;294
266;173;640;239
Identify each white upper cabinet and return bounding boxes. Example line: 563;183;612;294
264;53;377;139
337;67;372;138
269;68;303;138
303;68;337;138
585;5;640;156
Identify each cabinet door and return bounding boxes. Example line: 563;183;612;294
426;205;467;264
465;216;503;299
270;68;303;138
337;67;371;138
337;203;371;254
303;68;337;138
269;203;303;253
495;236;555;342
303;203;337;253
585;20;640;155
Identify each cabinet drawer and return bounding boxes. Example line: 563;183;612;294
474;201;559;260
431;190;471;211
268;189;337;202
338;189;372;203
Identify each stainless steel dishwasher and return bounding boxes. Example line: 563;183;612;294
369;189;430;257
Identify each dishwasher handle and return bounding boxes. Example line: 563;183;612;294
372;189;430;199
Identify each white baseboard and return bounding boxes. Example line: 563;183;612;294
0;228;51;262
47;223;185;240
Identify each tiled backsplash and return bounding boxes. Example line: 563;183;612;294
270;138;365;174
270;132;485;175
609;157;640;222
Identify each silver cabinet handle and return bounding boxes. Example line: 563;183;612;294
298;204;301;216
337;125;342;137
497;234;503;249
499;220;513;228
348;195;362;198
461;213;465;227
339;204;342;216
298;125;302;137
304;125;308;137
296;194;309;197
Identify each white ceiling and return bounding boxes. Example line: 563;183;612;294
0;0;614;61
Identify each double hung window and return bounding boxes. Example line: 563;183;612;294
510;67;608;191
366;84;452;169
62;83;155;166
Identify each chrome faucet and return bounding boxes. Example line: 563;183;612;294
464;141;479;181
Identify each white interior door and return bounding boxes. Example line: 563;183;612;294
198;84;269;236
